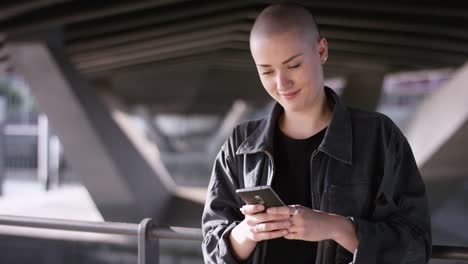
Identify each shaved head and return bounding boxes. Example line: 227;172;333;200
249;3;329;115
250;4;321;47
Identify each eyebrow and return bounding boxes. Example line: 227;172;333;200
257;52;303;67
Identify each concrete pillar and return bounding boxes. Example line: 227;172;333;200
340;72;385;111
37;114;50;190
208;100;250;158
404;62;468;210
405;62;468;171
0;96;6;196
132;105;176;153
49;134;60;188
6;30;203;225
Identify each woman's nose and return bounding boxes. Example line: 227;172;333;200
277;72;293;90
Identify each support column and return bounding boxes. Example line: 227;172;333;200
6;30;195;224
405;63;468;171
403;62;468;244
37;114;50;190
208;100;250;158
0;97;6;196
404;62;468;209
49;134;60;188
340;72;385;111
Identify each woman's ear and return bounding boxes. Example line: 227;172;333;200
318;37;328;65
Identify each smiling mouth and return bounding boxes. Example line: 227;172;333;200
279;89;300;100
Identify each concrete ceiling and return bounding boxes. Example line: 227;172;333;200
1;0;468;113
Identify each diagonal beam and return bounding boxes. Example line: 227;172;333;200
0;0;70;22
0;0;189;34
66;10;257;54
404;63;468;210
65;1;252;40
6;31;200;224
71;24;251;63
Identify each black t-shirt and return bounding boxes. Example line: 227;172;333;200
265;124;327;264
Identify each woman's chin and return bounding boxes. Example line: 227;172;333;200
281;102;306;113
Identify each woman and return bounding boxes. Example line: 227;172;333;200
202;4;431;264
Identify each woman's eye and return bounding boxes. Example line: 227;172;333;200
288;63;301;69
261;71;273;75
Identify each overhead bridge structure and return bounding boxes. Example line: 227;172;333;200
0;1;467;243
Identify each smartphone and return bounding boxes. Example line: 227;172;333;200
236;185;286;209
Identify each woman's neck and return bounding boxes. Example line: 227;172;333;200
279;93;333;139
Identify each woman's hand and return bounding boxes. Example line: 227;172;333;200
238;204;292;242
266;205;333;241
266;205;359;253
228;204;292;261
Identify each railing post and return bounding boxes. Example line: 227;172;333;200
138;218;159;264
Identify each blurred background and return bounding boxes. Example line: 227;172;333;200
0;1;467;263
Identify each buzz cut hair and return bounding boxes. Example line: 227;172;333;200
250;3;321;46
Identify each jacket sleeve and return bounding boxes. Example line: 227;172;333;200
354;136;432;263
201;137;248;264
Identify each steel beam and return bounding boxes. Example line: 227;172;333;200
6;31;188;224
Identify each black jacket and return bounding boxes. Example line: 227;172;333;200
202;87;431;264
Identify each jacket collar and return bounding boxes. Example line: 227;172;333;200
236;86;353;165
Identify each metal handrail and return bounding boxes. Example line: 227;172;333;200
432;245;468;261
0;214;202;240
0;214;139;235
0;215;467;262
0;214;202;264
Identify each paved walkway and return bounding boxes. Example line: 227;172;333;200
0;177;102;221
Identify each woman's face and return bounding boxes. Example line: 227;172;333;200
250;31;328;113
